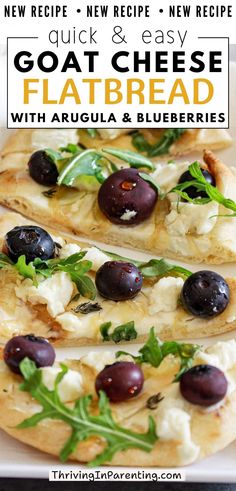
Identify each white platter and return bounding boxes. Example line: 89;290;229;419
1;67;236;481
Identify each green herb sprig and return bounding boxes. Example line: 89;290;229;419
86;129;99;139
116;327;200;382
43;144;154;193
0;252;96;300
102;250;192;280
132;129;186;157
102;147;154;170
100;321;137;343
0;252;14;269
170;161;236;216
57;149;109;188
59;143;83;154
139;258;192;280
138;172;162;195
17;358;157;466
34;253;96;300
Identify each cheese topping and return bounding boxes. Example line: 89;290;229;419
32;129;78;150
60;243;81;258
156;384;200;463
81;351;116;372
152;161;219;239
41;366;83;403
197;340;236;372
120;210;138;221
59;242;110;272
156;407;200;463
148;277;184;315
165;201;219;236
0;307;32;337
197;340;236;394
56;312;98;338
97;129;129;140
83;247;110;272
152;162;190;192
15;272;74;318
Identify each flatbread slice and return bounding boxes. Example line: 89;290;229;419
0;337;236;466
0;212;236;346
0;129;236;263
1;128;232;158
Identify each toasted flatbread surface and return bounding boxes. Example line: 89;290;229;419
1;128;232;157
1;212;236;346
0;340;236;466
0;129;236;263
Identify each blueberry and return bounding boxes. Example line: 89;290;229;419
28;150;59;186
4;334;56;374
5;225;55;264
95;261;143;301
180;364;228;406
95;361;144;403
181;270;230;318
178;169;216;199
98;168;158;225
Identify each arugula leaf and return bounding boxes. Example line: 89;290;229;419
0;251;96;301
64;259;92;275
110;321;137;343
35;254;96;299
100;322;112;341
59;144;83;154
102;147;154;170
44;148;64;167
172;344;200;382
18;358;157;465
101;250;141;268
71;274;96;300
138;172;162;196
137;327;163;366
0;253;38;285
15;255;37;286
53;252;87;266
131;131;151;153
116;327;199;381
41;139;160;194
100;321;137;343
0;252;13;268
57;149;107;188
148;129;186;157
86;129;99;139
132;129;186;157
139;258;192;279
102;250;192;280
32;252;87;275
170;161;236;216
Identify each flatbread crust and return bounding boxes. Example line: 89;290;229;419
2;128;232;157
0;128;236;263
0;344;235;466
1;212;236;346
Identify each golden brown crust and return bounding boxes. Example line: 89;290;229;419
2;129;231;159
170;129;232;156
1;129;79;156
76;128;232;158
